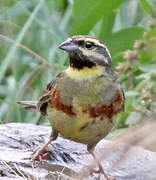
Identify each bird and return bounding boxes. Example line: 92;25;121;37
17;35;125;180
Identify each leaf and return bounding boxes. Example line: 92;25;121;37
140;0;154;17
145;27;156;40
139;39;156;61
139;64;156;73
113;52;125;65
106;128;127;139
98;12;116;40
72;0;125;34
104;27;145;56
125;91;140;97
125;112;141;125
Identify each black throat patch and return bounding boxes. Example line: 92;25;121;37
69;51;96;70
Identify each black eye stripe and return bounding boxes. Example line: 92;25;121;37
77;40;84;46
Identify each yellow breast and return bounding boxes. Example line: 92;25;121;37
65;66;103;80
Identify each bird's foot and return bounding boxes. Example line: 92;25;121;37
24;136;56;161
24;151;51;161
91;165;113;180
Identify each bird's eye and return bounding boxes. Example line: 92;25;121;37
84;42;95;49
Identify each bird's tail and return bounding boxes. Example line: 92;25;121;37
16;101;38;112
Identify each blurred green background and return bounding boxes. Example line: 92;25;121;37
0;0;156;136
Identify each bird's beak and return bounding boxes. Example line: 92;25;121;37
58;38;78;52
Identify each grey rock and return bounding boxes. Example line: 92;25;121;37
0;123;156;180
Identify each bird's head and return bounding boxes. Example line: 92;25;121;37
58;35;113;72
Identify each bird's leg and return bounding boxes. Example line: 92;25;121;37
31;136;55;161
89;149;111;180
25;131;58;161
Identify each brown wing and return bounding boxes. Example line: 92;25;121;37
37;72;62;116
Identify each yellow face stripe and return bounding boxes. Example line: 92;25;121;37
65;66;103;80
75;37;105;47
84;38;105;47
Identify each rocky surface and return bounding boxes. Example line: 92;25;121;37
0;123;156;180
